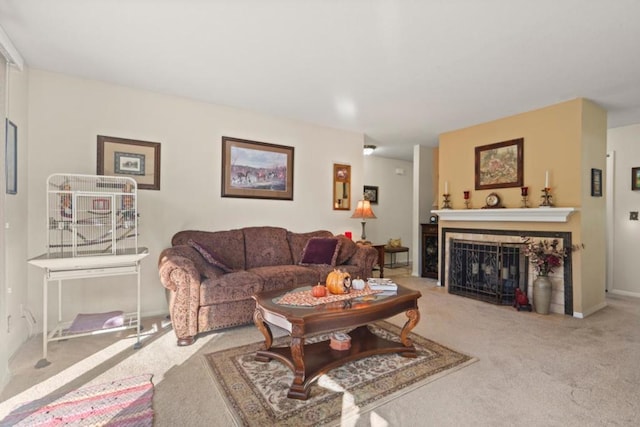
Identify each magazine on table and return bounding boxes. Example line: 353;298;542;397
367;278;398;291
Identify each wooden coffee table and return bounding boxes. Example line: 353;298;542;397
252;285;421;400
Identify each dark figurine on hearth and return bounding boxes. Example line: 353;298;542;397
514;288;532;312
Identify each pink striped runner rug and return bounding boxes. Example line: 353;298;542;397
0;374;154;426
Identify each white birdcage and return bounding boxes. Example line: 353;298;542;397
46;174;139;257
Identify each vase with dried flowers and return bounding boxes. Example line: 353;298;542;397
521;237;582;314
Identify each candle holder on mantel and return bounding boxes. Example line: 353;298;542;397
463;191;471;209
539;187;554;207
520;186;529;208
441;193;452;209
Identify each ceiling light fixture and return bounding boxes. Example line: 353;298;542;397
363;145;376;155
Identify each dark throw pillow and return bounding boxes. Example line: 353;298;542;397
335;235;358;265
299;237;341;266
187;239;234;273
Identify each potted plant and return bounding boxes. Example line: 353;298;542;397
521;237;581;314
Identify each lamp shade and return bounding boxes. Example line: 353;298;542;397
351;200;377;219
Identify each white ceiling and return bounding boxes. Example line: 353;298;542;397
1;0;639;161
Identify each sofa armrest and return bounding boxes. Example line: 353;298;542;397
345;244;379;278
158;245;223;345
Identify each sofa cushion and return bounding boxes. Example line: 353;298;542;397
300;237;341;266
200;271;263;305
248;265;320;292
172;229;246;270
187;239;234;273
287;230;333;264
243;226;293;269
335;235;358;265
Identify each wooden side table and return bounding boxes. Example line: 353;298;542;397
385;246;410;268
372;244;386;278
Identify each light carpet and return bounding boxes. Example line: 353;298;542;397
204;321;476;426
0;374;154;427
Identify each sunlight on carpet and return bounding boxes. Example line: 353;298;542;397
204;321;476;426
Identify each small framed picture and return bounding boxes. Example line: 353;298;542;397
97;135;161;190
363;185;379;204
632;167;640;191
591;168;602;197
5;119;17;194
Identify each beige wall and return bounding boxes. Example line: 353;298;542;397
1;63;29;387
578;100;607;315
363;155;413;252
438;98;607;316
607;123;640;297
25;69;366;330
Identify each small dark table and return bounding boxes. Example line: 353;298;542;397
372;244;386;278
385;246;410;268
252;285;421;400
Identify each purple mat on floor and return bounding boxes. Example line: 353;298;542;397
66;310;124;333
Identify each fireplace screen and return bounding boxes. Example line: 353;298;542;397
449;239;528;305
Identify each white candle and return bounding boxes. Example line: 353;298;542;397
444;181;448;194
545;170;549;188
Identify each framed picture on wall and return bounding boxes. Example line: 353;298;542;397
591;168;602;197
5;119;17;195
97;136;161;190
221;136;294;200
632;167;640;191
363;185;378;204
333;163;351;210
475;138;524;190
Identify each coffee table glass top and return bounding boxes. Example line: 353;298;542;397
254;284;421;321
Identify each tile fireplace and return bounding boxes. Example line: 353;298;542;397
441;228;575;315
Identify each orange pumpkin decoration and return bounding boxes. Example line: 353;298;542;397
326;269;351;294
311;283;327;297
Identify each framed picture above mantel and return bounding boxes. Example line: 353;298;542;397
475;138;524;190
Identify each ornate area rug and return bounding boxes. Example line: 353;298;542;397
0;374;154;427
204;322;476;426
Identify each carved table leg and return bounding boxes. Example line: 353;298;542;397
399;308;420;357
286;336;309;399
253;309;273;362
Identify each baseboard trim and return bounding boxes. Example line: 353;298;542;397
573;300;607;318
608;289;640;298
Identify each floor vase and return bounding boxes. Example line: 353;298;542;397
533;275;552;314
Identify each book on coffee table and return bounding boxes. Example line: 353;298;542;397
367;278;398;292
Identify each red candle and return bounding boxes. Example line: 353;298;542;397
463;191;470;200
521;186;528;196
345;231;352;240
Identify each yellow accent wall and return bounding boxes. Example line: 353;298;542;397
438;98;607;316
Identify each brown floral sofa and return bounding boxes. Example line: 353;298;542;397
158;226;378;345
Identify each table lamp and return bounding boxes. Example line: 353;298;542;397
351;199;377;244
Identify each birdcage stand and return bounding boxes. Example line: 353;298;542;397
28;248;149;368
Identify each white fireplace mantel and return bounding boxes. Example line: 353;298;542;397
432;207;578;223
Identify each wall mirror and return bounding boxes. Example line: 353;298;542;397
333;163;351;210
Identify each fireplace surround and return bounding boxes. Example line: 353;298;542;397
441;228;575;315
